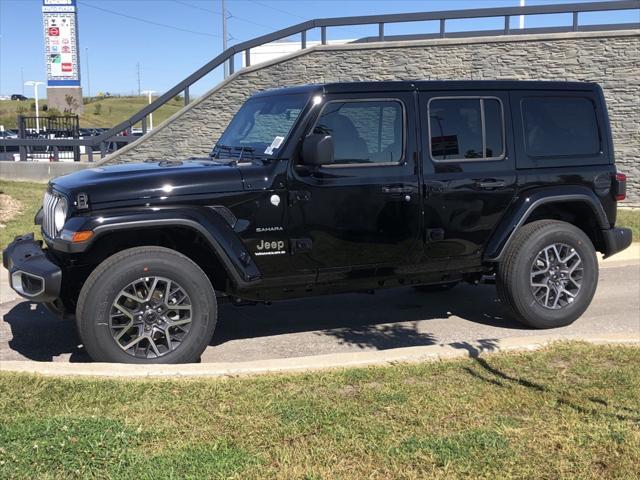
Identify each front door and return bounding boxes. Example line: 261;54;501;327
287;91;422;282
418;90;517;267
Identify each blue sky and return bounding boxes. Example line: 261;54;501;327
0;0;637;97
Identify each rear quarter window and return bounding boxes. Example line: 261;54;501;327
521;97;601;158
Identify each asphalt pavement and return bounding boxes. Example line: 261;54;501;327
1;259;638;364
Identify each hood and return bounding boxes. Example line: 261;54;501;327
51;159;245;206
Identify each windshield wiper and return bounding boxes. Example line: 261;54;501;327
210;144;233;159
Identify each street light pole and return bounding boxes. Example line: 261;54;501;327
141;90;156;130
222;0;228;78
85;47;91;98
24;80;44;133
519;0;526;30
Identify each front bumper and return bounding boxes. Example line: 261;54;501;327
602;227;633;259
2;233;62;302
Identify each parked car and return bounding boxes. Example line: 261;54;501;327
0;129;19;153
0;130;17;139
10;94;28;101
3;80;632;363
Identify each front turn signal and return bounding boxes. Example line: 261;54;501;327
71;230;94;243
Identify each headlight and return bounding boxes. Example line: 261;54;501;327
54;196;68;234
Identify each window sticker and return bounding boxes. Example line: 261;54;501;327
264;136;285;155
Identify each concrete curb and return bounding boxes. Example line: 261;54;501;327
0;332;638;379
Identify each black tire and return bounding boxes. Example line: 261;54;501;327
414;281;459;293
76;246;217;363
496;220;598;329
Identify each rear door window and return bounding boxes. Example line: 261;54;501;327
428;97;505;161
521;97;600;157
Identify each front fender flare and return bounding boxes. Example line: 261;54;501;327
53;206;261;287
484;186;609;262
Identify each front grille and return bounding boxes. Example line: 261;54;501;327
42;191;60;239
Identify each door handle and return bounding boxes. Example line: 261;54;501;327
424;181;446;194
381;185;415;194
475;179;506;189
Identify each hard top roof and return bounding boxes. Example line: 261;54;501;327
252;80;599;97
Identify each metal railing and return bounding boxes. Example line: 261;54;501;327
1;0;638;162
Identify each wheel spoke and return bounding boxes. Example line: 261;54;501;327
167;318;191;327
122;334;145;351
148;335;161;356
562;250;577;263
119;290;144;304
168;305;191;311
164;280;172;301
113;303;134;319
543;288;551;308
143;277;160;302
164;328;173;351
569;258;582;274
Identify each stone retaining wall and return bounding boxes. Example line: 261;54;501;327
100;30;640;205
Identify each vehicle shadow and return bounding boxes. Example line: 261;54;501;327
461;345;640;424
1;301;89;362
2;284;524;362
212;283;526;349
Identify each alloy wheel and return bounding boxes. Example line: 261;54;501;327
530;243;584;310
109;276;192;359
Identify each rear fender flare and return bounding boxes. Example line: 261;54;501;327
484;186;609;261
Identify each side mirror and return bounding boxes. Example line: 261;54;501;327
302;133;334;167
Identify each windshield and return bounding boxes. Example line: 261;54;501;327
213;93;309;159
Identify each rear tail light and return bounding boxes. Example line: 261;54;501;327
613;172;627;201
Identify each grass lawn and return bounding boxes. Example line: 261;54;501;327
0;96;184;130
617;209;640;239
0;343;638;479
0;180;45;252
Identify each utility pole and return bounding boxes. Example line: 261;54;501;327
222;0;228;78
21;68;24;95
85;48;91;97
136;62;141;96
141;90;156;130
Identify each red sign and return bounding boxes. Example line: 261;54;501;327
48;27;60;36
61;63;73;72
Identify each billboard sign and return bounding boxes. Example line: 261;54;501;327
42;0;80;87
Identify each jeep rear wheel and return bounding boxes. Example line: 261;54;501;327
76;247;217;363
496;220;598;329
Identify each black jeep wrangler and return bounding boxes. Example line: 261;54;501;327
3;81;632;364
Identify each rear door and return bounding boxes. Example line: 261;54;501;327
418;90;517;266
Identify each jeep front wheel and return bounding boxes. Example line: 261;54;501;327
496;220;598;329
76;246;217;363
